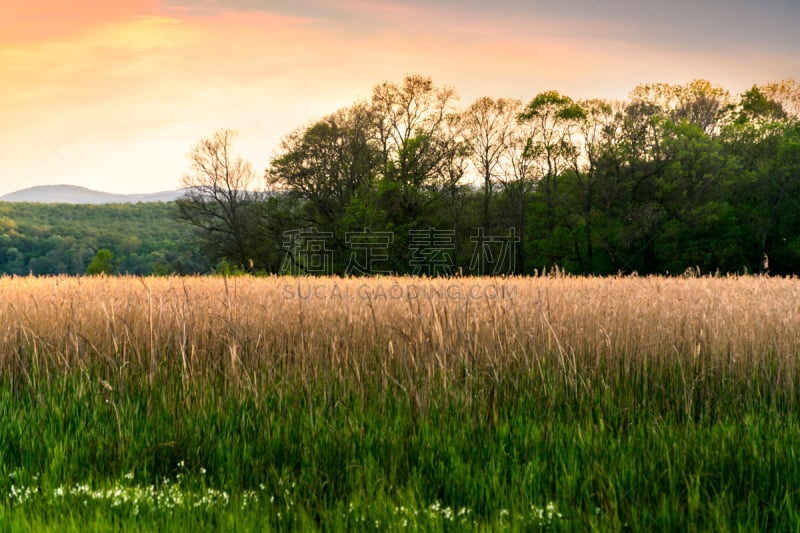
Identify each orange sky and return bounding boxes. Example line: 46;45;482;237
1;0;798;196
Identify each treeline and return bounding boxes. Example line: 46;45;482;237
0;203;207;275
3;76;798;277
179;75;800;276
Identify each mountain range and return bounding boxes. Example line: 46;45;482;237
0;185;187;204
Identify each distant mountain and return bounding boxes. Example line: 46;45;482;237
0;185;187;204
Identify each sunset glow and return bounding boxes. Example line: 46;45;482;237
2;0;798;196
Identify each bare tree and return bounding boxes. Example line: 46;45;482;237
177;128;263;270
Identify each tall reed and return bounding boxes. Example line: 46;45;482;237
2;274;798;414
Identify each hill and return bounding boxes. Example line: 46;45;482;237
0;202;207;275
0;185;186;204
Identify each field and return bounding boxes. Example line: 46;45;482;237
2;274;800;531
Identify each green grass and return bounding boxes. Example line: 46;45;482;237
2;349;800;531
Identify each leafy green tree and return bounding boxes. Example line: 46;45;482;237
556;99;618;272
723;93;800;275
268;103;379;226
4;246;26;275
519;91;587;268
86;249;116;275
738;86;788;125
654;121;740;272
584;99;670;273
267;103;383;272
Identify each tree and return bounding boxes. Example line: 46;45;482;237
427;112;473;270
462;97;521;232
737;85;788;125
629;80;731;135
760;79;800;121
4;246;26;275
566;99;617;271
267;103;383;273
366;75;463;269
723;90;800;274
86;249;116;275
177;129;265;271
587;99;670;273
268;103;380;228
371;74;459;222
519;91;586;267
654;121;739;272
494;109;538;274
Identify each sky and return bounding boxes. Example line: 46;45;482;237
1;0;798;196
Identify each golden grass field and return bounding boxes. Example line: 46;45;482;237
3;274;800;530
2;274;799;394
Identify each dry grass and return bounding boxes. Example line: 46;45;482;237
3;274;800;530
2;274;799;398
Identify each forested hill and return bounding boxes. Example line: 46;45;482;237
0;202;207;275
